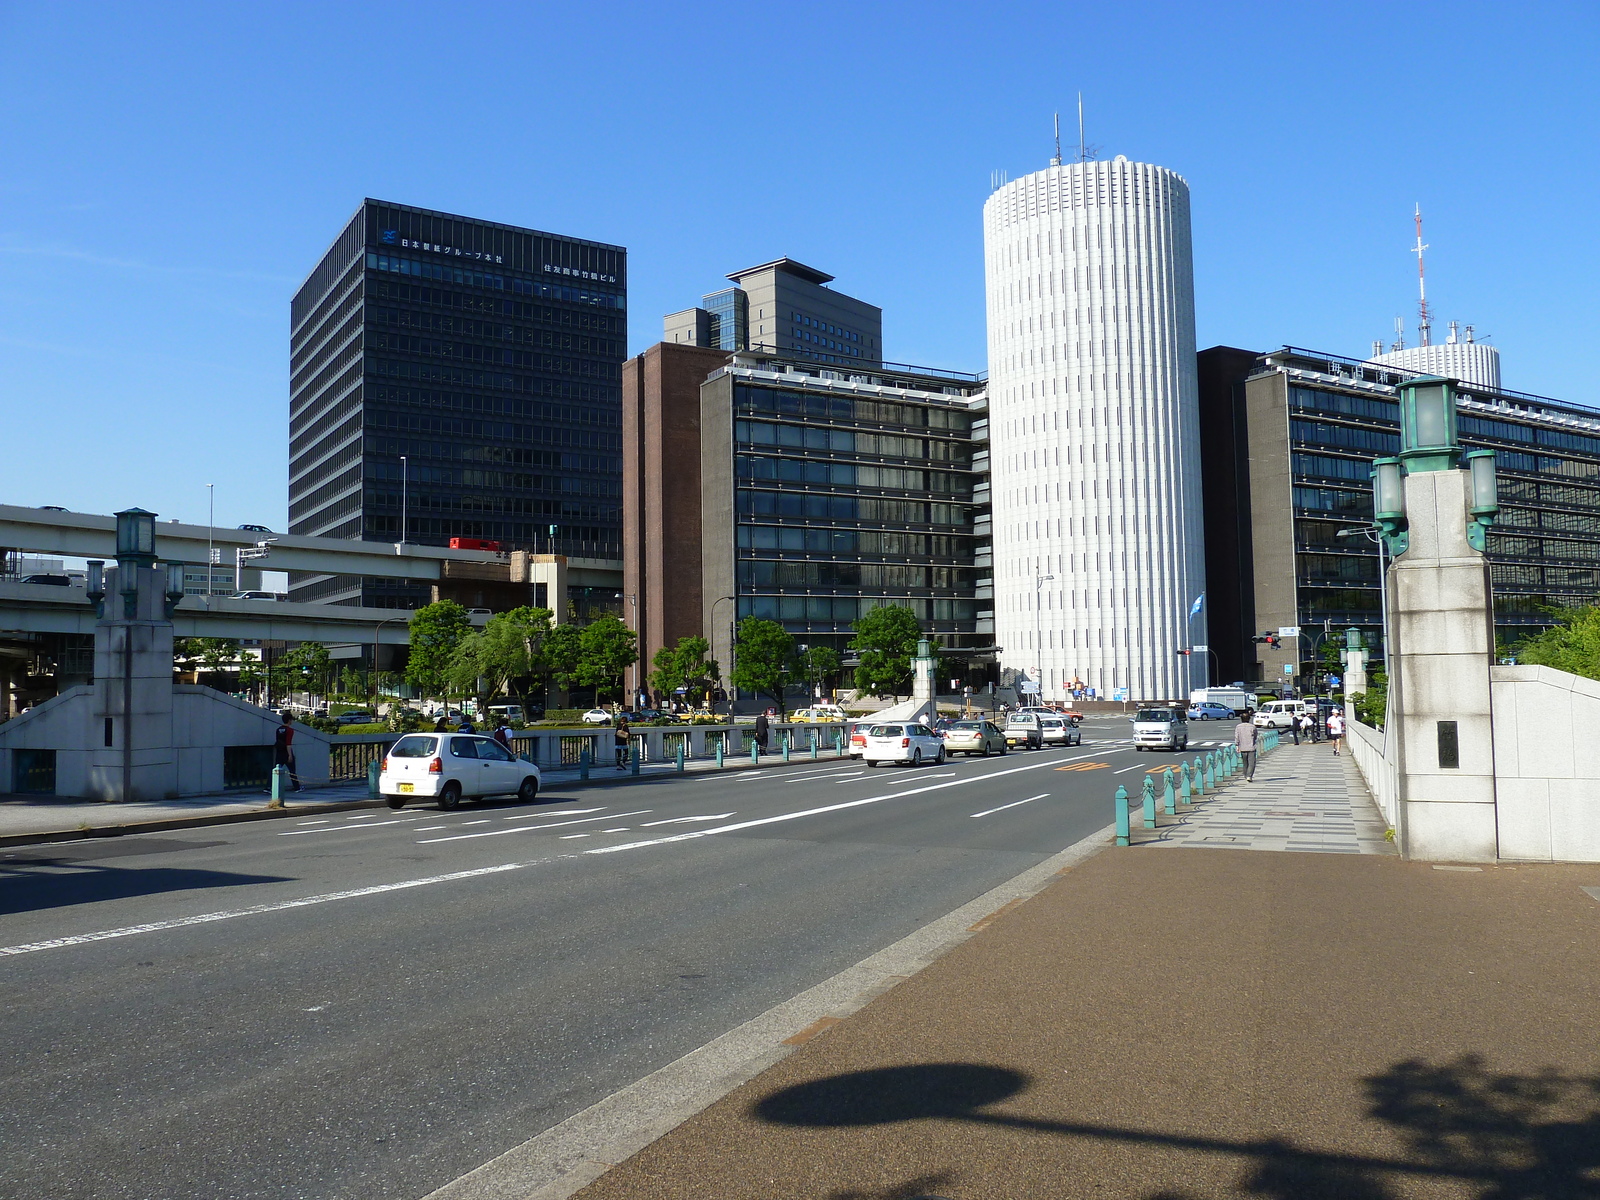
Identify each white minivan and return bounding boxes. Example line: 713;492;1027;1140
863;723;946;767
1253;700;1305;729
380;733;542;810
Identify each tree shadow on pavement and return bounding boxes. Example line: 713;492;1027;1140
753;1057;1600;1199
0;860;292;915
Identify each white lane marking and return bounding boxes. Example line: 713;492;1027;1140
587;755;1091;856
458;820;491;826
279;817;422;836
1113;764;1146;775
417;809;651;844
503;808;604;821
559;834;590;839
414;825;447;831
600;828;631;833
345;813;377;821
784;768;867;783
0;858;553;958
774;763;869;779
971;793;1050;819
638;813;736;827
295;819;331;826
830;773;867;782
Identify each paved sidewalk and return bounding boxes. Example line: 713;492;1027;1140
562;847;1600;1200
1146;741;1395;855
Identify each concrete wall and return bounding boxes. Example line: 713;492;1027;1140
0;686;330;798
1243;369;1297;684
1489;664;1600;862
1345;711;1397;829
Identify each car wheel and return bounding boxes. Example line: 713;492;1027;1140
438;782;462;810
518;776;539;803
1000;743;1009;755
934;747;945;764
980;743;990;757
384;795;406;811
911;749;922;767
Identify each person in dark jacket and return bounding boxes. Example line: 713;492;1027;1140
273;711;302;791
614;717;631;769
754;711;770;755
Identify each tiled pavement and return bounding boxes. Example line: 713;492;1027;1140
1144;739;1396;854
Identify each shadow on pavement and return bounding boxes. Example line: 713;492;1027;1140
0;860;292;915
753;1056;1600;1198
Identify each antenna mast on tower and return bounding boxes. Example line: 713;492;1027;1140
1052;112;1062;167
1412;204;1432;347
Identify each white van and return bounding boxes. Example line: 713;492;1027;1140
1252;700;1305;729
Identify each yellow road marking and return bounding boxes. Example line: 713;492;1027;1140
1055;762;1110;772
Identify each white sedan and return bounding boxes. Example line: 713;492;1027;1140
380;733;541;810
581;708;613;725
863;722;946;767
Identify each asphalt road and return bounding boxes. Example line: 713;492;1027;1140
0;715;1236;1200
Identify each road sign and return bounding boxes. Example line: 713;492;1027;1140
1018;681;1039;694
1282;663;1295;675
1327;674;1341;688
1191;644;1209;651
1278;626;1301;637
1113;687;1129;702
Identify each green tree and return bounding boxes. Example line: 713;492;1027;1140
447;606;560;706
1509;605;1600;681
175;637;241;680
849;604;922;699
797;645;841;699
731;618;794;710
406;601;473;699
545;623;584;695
1351;670;1388;730
649;635;721;704
577;614;637;704
284;641;333;706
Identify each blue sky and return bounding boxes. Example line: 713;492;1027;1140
2;0;1596;529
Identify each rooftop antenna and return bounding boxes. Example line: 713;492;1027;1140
1052;112;1063;167
1412;204;1432;347
1391;316;1406;353
1075;93;1100;162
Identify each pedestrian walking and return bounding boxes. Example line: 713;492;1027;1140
492;722;512;753
1328;709;1345;755
1297;711;1313;745
457;717;475;734
433;715;450;732
614;717;631;769
754;711;770;755
1233;713;1259;782
273;711;302;792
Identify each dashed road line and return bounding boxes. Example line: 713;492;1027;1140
418;809;652;844
971;793;1050;818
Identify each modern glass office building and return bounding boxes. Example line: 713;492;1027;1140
1200;346;1600;683
697;354;991;671
289;199;626;607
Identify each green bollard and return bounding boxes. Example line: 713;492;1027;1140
810;730;818;760
1205;755;1215;791
1115;784;1131;846
1180;762;1191;804
750;738;759;763
270;764;287;808
367;758;381;799
835;730;844;756
580;747;590;780
630;736;641;776
782;734;791;762
1163;769;1176;816
716;736;724;769
1142;776;1157;826
676;743;685;773
1194;755;1206;796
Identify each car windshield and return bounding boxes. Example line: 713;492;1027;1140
868;725;903;737
1136;709;1174;722
950;722;983;730
390;736;438;758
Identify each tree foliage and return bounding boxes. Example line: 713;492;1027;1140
406;601;473;698
797;645;841;696
576;614;638;703
849;604;922;698
731;618;794;708
649;635;721;702
1509;605;1600;681
447;607;559;703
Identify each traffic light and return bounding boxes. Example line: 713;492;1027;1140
1174;649;1192;656
1251;632;1282;648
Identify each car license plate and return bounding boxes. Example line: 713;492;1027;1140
397;782;414;793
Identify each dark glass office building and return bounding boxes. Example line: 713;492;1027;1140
1200;345;1600;683
289;199;626;607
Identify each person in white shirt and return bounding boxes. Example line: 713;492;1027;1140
1233;717;1259;781
1327;709;1345;754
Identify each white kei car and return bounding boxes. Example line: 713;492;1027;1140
862;722;946;768
380;732;542;810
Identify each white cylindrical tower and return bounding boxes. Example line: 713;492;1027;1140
983;156;1205;702
1366;341;1501;391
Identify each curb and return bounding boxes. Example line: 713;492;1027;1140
0;753;866;849
420;820;1117;1200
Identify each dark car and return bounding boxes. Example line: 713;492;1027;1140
237;524;273;533
19;573;72;586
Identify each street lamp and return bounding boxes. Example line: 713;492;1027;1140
1337;525;1390;672
373;614;408;711
628;592;638;705
1034;572;1055;704
710;595;737;713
